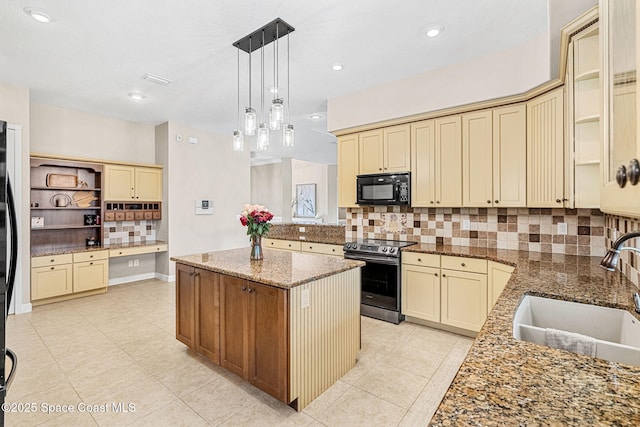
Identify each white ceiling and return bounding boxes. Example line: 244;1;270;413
1;1;565;164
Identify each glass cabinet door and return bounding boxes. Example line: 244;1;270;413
601;0;640;216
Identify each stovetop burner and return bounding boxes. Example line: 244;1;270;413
343;239;415;257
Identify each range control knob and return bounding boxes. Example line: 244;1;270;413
389;247;397;254
382;247;388;252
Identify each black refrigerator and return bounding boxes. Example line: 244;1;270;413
0;120;18;425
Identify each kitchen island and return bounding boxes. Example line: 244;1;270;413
171;247;364;410
400;245;640;426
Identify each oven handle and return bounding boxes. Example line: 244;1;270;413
344;253;400;266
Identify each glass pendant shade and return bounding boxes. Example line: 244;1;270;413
244;107;257;135
257;123;270;150
283;124;295;147
269;98;284;130
232;130;244;151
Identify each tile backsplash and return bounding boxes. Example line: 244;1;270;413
103;220;156;245
605;214;640;288
347;207;606;256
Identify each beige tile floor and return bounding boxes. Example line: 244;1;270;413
4;279;473;426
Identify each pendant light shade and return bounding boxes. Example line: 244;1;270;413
232;19;295;151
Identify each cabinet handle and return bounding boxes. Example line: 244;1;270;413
436;201;440;204
562;198;569;202
332;249;336;252
378;168;382;171
50;259;55;263
248;288;254;293
629;159;640;185
430;201;434;204
494;200;499;204
442;273;446;277
50;266;55;270
461;263;466;267
435;273;438;277
486;200;491;204
89;255;93;258
90;262;93;265
242;286;247;291
556;199;562;203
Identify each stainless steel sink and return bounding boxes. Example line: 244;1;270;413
513;295;640;366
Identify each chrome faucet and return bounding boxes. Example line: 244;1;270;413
600;231;640;314
600;230;640;271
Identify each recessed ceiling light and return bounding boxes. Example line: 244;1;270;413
141;73;172;86
128;92;145;101
425;25;444;38
310;114;322;119
24;8;52;23
331;63;343;71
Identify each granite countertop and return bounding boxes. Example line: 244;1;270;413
402;244;640;425
31;240;168;257
267;223;346;245
171;247;363;290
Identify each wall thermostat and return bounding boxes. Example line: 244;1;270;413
195;199;213;215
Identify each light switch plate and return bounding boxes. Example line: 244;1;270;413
299;227;305;232
188;136;198;144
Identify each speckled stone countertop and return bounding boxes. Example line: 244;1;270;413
171;247;363;289
267;223;346;245
402;244;640;425
31;240;168;257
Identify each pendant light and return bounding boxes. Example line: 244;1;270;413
256;30;270;151
232;19;295;151
232;48;245;151
269;24;284;130
244;37;257;136
283;29;295;147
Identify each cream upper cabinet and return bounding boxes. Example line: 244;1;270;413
462;110;493;207
104;164;162;201
337;134;359;207
493;104;527;206
411;116;462;207
526;87;565;207
435;116;463;207
358;125;410;174
600;0;640;217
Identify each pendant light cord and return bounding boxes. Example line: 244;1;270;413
261;30;265;122
248;37;252;109
237;48;240;129
287;29;291;122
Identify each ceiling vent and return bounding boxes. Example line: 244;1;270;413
141;73;172;86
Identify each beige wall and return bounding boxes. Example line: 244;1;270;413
251;162;284;218
327;33;549;132
0;82;31;309
156;121;250;276
30;103;155;164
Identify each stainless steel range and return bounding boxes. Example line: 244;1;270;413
343;239;415;324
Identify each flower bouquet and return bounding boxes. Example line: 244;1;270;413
240;204;274;260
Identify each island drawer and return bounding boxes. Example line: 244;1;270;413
402;252;440;268
441;255;487;274
301;242;344;257
73;250;109;263
263;239;301;251
31;253;73;268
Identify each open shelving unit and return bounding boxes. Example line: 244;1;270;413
30;157;104;249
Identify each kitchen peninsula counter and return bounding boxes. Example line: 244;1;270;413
171;247;363;411
401;245;640;425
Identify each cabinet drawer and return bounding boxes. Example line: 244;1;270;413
402;252;440;268
115;212;125;221
31;264;73;300
301;242;344;257
263;239;301;251
73;250;109;263
125;211;135;221
105;212;115;221
441;255;487;274
31;253;73;268
109;244;168;257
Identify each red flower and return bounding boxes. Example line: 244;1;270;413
240;216;248;226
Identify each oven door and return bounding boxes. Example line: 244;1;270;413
345;253;399;310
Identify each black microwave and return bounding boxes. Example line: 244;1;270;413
356;172;410;205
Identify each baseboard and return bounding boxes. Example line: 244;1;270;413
155;273;175;282
109;272;157;286
15;303;32;314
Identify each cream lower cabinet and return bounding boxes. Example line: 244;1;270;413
401;252;441;322
301;242;344;257
488;261;515;309
73;251;109;292
440;269;488;332
31;254;73;300
263;239;302;252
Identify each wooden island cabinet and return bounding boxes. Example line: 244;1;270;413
172;248;362;410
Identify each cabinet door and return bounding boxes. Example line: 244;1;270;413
401;265;440;322
527;88;565;207
435;115;463;207
31;264;73;300
358;129;384;174
135;167;162;201
384;124;411;172
410;120;436;207
175;264;196;348
73;259;108;292
462;110;493;207
196;269;220;364
488;261;515;312
104;164;135;201
248;281;288;402
337;134;359;207
441;269;487;332
493;104;527;207
219;274;249;380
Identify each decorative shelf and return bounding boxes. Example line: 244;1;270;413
575;160;601;166
30;207;101;210
31;186;101;191
575;69;599;82
575;114;600;124
31;225;102;231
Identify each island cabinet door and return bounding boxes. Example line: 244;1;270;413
248;281;288;403
176;264;196;348
219;275;250;380
195;269;220;364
